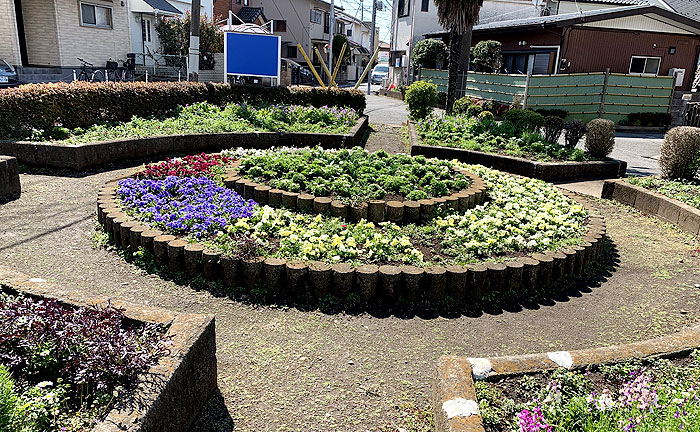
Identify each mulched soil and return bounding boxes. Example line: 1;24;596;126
2;135;700;431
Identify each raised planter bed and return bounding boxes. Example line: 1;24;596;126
98;168;607;307
225;161;486;223
0;266;217;432
0;155;20;201
408;122;627;182
432;322;700;432
0;115;368;170
602;178;700;237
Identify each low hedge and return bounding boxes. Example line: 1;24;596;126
0;82;366;138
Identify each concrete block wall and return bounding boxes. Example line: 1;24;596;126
0;156;20;201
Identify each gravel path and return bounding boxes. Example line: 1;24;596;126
1;151;699;431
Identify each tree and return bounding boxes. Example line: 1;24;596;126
433;0;484;112
411;39;448;69
471;40;502;72
155;12;223;69
332;34;351;65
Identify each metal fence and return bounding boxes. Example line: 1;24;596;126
419;69;675;122
685;102;700;127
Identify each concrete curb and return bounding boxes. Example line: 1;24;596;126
432;322;700;432
99;165;607;307
0;155;20;201
602;178;700;237
408;122;627;182
0;266;217;432
226;161;487;223
0;116;368;170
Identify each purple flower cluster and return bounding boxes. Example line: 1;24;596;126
517;406;553;432
118;176;256;238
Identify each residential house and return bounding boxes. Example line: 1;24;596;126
389;0;538;84
423;3;700;90
213;0;269;26
128;0;214;66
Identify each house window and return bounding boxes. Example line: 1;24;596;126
347;28;352;37
236;0;241;3
324;13;329;33
311;10;322;24
141;18;152;42
80;3;112;28
287;46;297;58
398;0;410;17
421;0;429;12
274;20;287;32
629;56;661;75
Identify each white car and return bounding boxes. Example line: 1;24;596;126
371;64;389;84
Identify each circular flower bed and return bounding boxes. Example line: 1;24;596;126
231;147;471;203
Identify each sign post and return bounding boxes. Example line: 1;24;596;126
224;32;281;85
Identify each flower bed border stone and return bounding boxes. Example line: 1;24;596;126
0;265;217;432
98;169;607;307
602;178;700;237
432;322;700;432
0;155;20;201
408;122;627;182
0;116;368;171
226;161;487;223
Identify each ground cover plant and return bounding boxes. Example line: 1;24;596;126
476;352;700;432
24;102;359;145
626;176;700;209
235;147;471;203
415;113;589;162
0;293;169;431
136;153;233;180
116;150;589;268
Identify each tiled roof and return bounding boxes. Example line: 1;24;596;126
237;7;266;23
575;0;645;4
143;0;181;14
663;0;700;21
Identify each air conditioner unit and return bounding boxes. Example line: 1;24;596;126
669;68;685;87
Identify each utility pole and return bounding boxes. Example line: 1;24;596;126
366;0;376;95
329;0;335;86
188;0;201;82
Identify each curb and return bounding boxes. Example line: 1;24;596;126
99;167;607;308
0;116;368;170
602;178;700;237
0;155;20;201
408;122;627;182
432;322;700;432
0;266;217;432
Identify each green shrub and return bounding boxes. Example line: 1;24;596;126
405;81;438;120
478;111;495;122
0;366;15;431
411;39;448;69
619;111;672;127
481;99;498;114
471;40;502;72
436;91;447;108
452;96;472;114
563;119;587;149
467;104;483;117
535;109;568;119
0;82;366;138
585;119;615;158
659;126;700;179
502;109;544;133
542;115;564;144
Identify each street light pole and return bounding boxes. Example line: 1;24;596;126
367;0;376;94
188;0;201;82
329;0;335;86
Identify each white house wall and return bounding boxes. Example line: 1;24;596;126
0;0;22;66
580;14;694;34
170;0;214;17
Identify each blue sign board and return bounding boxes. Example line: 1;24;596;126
224;32;281;80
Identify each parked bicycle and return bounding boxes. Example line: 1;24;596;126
105;57;135;82
76;58;104;82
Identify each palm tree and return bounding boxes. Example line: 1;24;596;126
434;0;484;112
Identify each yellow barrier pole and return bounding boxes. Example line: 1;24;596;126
314;47;336;88
354;46;381;90
330;42;347;88
297;44;326;89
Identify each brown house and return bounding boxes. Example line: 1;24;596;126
213;0;267;26
426;4;700;90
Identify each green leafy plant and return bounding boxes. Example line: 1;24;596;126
332;34;351;65
585;119;615;158
619;111;672;127
405;81;438;120
563;119;587;149
478;110;495;122
155;12;224;69
502;109;545;134
411;39;448;69
658;126;700;180
542;115;565;144
452;96;473;114
627;176;700;209
471;40;502;72
535;109;567;119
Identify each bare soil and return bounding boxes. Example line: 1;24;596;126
1;132;700;431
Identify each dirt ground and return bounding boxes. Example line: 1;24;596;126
1;134;700;431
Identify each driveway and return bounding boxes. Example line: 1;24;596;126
610;132;663;177
364;94;409;125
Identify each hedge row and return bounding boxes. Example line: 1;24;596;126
0;82;366;138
